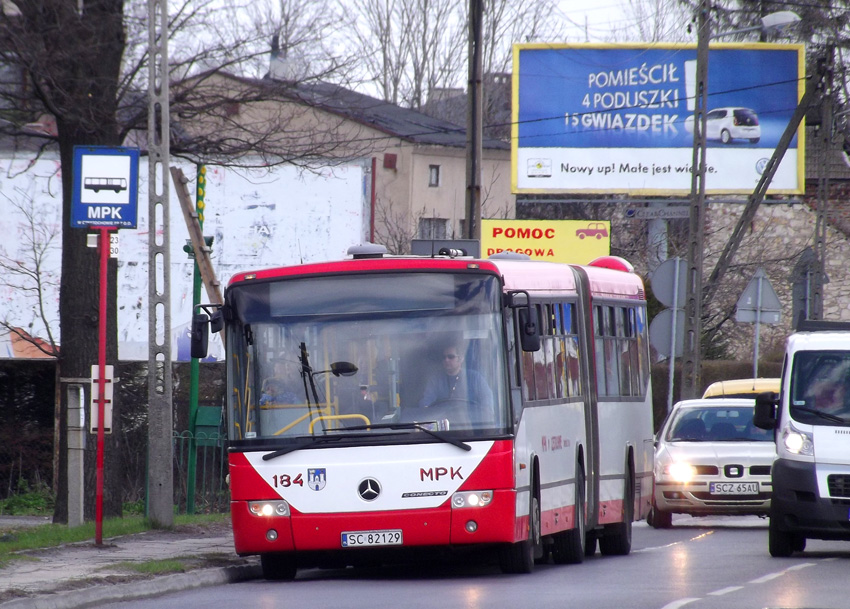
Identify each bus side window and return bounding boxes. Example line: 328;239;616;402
506;311;520;386
533;305;550;400
518;309;536;401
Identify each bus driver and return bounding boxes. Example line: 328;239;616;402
418;341;493;423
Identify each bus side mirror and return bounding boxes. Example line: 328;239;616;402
191;313;209;359
753;391;778;430
518;306;541;352
210;309;224;333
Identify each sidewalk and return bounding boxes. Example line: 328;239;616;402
0;518;260;609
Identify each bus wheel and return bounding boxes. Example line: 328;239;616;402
768;515;795;557
552;466;585;564
261;553;297;580
585;532;597;556
600;471;633;556
499;487;540;574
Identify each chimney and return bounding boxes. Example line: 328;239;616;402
269;34;302;83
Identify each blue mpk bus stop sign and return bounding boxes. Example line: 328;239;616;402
71;146;140;229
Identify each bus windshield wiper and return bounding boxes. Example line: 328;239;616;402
791;405;849;425
340;422;471;451
262;435;348;460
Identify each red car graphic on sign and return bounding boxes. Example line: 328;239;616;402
575;223;608;239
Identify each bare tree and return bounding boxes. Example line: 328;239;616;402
347;0;565;111
0;189;61;356
347;0;465;108
607;0;692;42
373;197;416;254
0;0;367;523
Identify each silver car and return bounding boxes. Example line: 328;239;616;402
647;398;774;528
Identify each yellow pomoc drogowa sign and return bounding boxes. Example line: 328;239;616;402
482;219;610;263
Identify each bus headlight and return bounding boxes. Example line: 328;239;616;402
783;424;813;456
451;491;493;508
248;500;290;517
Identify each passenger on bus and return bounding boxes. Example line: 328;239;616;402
418;341;493;419
260;355;303;405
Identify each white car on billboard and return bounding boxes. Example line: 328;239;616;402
684;107;761;144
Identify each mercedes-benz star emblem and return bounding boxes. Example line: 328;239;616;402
358;478;381;501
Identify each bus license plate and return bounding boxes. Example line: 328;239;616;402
341;530;403;547
710;482;758;495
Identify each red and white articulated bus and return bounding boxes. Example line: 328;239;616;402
191;244;654;579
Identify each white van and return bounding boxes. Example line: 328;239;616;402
754;319;850;556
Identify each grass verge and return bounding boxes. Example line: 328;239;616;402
112;559;188;575
0;512;229;568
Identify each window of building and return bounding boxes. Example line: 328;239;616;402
418;218;449;240
428;165;441;187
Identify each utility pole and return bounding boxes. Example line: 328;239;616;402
465;0;483;241
813;47;834;320
681;0;710;400
147;0;173;527
704;63;826;305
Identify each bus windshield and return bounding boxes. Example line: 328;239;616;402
225;271;510;443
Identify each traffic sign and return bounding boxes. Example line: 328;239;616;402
736;268;781;324
71;146;140;229
650;308;685;358
651;257;687;309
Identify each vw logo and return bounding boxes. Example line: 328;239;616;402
755;158;769;175
358;478;381;501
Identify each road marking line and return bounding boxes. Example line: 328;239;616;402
634;531;714;553
749;572;783;584
633;541;684;553
750;562;816;584
786;562;816;571
659;598;700;609
708;586;743;596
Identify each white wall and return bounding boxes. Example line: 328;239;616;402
0;155;369;360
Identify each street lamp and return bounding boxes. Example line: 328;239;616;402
680;4;801;399
709;11;800;40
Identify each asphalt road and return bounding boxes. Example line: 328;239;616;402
88;515;850;609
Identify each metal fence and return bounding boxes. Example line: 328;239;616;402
172;430;229;514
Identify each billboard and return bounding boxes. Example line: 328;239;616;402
482;219;609;263
512;43;805;195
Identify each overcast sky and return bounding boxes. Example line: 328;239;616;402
557;0;632;41
556;0;695;43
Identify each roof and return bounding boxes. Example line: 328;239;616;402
217;70;508;151
702;378;780;398
673;397;759;409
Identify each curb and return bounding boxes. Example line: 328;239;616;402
0;564;262;609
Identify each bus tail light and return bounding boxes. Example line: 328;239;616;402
452;491;493;508
248;500;290;517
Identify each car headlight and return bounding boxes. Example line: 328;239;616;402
451;491;493;508
782;423;813;456
666;462;697;483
